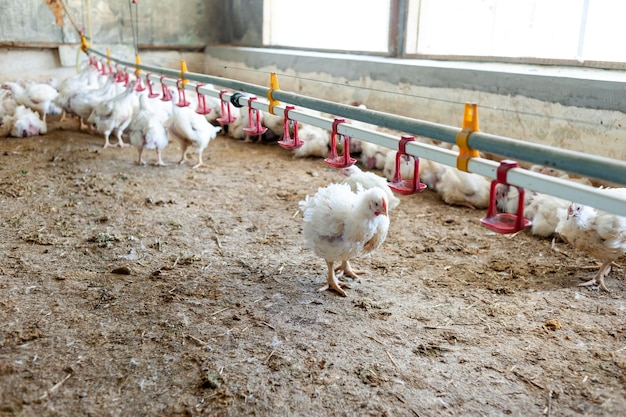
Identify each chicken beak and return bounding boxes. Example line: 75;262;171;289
381;198;388;216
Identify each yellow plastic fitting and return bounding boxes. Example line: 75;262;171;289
267;72;281;115
180;59;188;87
80;34;90;54
456;103;480;172
135;54;142;77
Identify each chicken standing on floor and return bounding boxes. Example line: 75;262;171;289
68;74;119;131
88;80;139;148
340;164;400;210
299;183;390;297
128;94;170;166
55;64;102;122
555;188;626;291
166;97;222;169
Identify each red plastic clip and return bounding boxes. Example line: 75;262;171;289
113;65;122;81
242;97;268;138
278;106;302;149
145;73;159;98
194;83;212;115
160;76;173;102
216;90;237;125
114;65;128;85
176;79;190;107
135;76;146;92
89;56;98;70
324;119;356;168
388;135;427;195
102;61;111;76
480;160;532;234
134;55;145;92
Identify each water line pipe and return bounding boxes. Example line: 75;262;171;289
90;50;626;216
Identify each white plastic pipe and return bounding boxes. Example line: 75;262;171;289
93;53;626;217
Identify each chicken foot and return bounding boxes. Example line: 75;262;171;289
154;149;167;166
192;152;207;169
578;260;612;291
114;131;129;148
318;260;352;297
334;260;365;283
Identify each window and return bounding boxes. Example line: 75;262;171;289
263;0;626;68
262;0;391;53
406;0;626;66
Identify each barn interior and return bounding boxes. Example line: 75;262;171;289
0;1;625;416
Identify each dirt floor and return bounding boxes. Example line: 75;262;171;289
0;117;624;417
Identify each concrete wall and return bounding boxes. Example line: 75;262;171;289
203;46;626;161
0;1;624;162
0;0;226;81
0;0;226;47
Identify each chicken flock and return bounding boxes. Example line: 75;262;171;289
0;61;624;295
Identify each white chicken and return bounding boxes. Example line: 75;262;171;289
555;188;626;291
524;192;570;237
3;105;47;137
292;124;330;158
0;90;16;137
128;94;170;166
529;164;593;186
68;74;120;131
495;184;570;238
417;158;446;191
383;150;414;182
360;141;390;170
261;112;285;142
226;104;248;141
201;95;224;126
1;80;60;124
0;120;10;138
55;64;103;122
435;165;491;209
166;98;222;169
88;79;139;148
299;183;390;297
340;164;400;210
384;149;490;209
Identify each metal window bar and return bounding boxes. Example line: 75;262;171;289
89;48;626;217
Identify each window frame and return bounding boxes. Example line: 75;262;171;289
262;0;626;71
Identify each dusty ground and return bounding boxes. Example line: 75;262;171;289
0;118;624;417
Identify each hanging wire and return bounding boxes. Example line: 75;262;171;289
203;62;616;129
84;0;93;47
80;0;85;33
58;0;82;36
128;0;140;55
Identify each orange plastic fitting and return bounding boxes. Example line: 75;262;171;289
456;103;480;172
266;72;281;115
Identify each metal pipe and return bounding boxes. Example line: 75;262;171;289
89;50;626;216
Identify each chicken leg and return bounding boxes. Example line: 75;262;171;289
578;260;612;291
192;152;207;169
318;260;351;297
103;132;114;148
178;145;189;165
154;149;167;166
136;148;145;165
114;131;129;148
335;260;365;283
